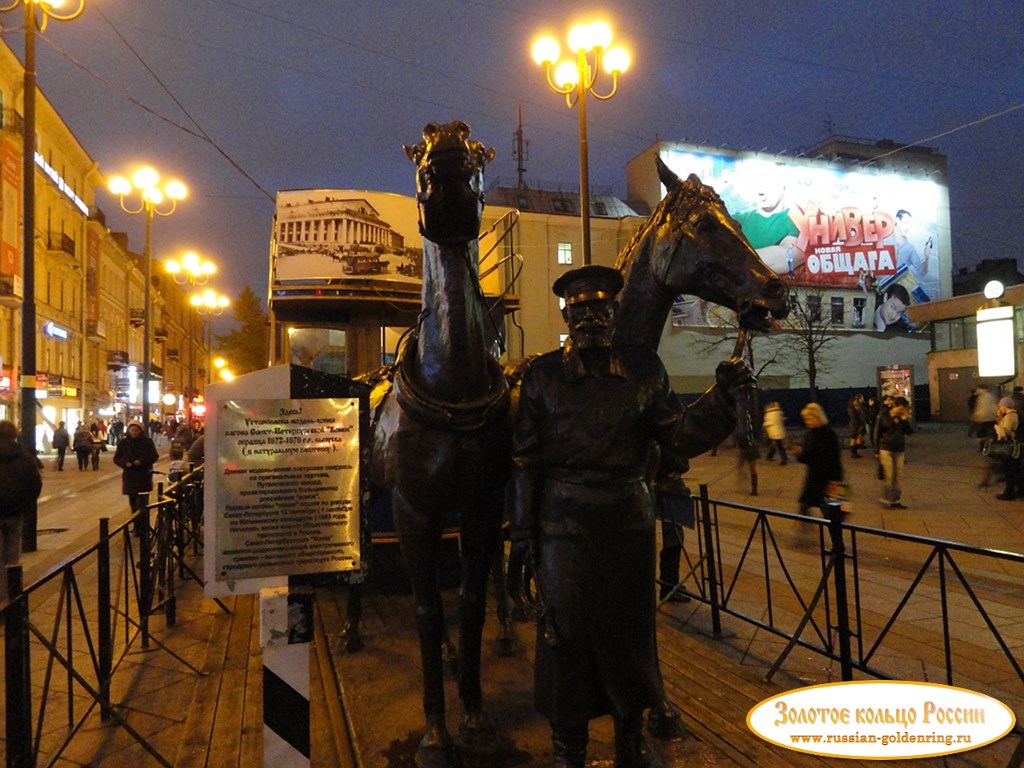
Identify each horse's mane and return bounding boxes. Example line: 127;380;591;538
614;172;723;285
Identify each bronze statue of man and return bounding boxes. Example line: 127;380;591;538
509;265;752;767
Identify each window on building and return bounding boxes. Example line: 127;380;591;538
806;294;822;323
592;201;607;216
559;333;569;347
557;242;573;265
852;297;866;328
830;296;844;325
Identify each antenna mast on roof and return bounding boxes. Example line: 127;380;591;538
513;104;530;189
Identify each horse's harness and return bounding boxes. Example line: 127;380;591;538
391;333;510;433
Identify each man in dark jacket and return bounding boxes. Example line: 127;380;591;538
0;421;42;601
113;421;159;535
874;396;913;508
51;421;70;471
509;265;753;768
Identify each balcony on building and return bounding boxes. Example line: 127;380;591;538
86;319;106;342
46;232;76;260
0;108;24;135
0;273;21;309
106;350;129;370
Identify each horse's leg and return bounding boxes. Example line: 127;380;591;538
340;582;364;653
490;533;519;657
394;490;457;768
454;501;502;752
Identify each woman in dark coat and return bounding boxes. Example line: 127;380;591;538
113;421;159;534
0;420;42;601
794;402;844;515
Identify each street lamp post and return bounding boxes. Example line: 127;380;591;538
165;251;215;425
532;21;629;267
0;0;87;453
191;287;229;398
108;168;187;430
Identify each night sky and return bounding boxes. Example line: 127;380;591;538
9;0;1023;309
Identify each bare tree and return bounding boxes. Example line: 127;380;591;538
773;292;842;402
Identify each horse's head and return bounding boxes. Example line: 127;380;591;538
636;158;789;331
404;120;496;246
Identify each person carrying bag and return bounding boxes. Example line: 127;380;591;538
991;398;1022;500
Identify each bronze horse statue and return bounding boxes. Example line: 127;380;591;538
366;120;511;767
614;156;787;347
356;122;789;767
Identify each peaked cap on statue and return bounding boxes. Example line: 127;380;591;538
552;265;624;305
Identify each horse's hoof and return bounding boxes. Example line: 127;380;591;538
509;603;534;622
459;710;499;754
646;701;688;741
414;742;460;768
416;722;459;768
492;626;519;657
339;623;364;653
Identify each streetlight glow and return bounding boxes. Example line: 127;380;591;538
531;18;629;265
108;163;187;428
165;250;218;425
531;37;559;66
554;61;579;88
603;47;630;75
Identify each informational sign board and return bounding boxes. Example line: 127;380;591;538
213;397;361;583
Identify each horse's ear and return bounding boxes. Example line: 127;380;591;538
656;155;683;191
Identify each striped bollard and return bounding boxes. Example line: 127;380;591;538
261;586;314;766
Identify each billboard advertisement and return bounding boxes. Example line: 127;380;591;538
659;146;949;332
272;189;423;287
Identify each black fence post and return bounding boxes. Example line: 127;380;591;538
698;484;723;637
98;518;113;722
138;495;152;650
5;565;33;768
825;502;854;681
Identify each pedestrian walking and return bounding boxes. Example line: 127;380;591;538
763;401;788;464
51;420;70;471
113;421;160;535
864;395;879;449
737;428;760;495
0;420;42;601
874;396;913;508
72;422;92;471
847;393;866;458
971;386;997;443
89;422;105;470
993;397;1022;501
792;402;843;516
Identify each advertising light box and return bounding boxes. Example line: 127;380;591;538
272;189;423;288
658;145;950;329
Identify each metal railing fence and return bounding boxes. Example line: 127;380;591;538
2;467;212;768
674;483;1024;766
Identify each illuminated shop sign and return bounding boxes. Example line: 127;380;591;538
43;321;69;340
35;151;89;216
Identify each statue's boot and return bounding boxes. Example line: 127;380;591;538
615;712;658;768
647;698;688;740
551;721;587;768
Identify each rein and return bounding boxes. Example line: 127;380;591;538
392;334;510;433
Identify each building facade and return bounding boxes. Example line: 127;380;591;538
0;39;210;449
